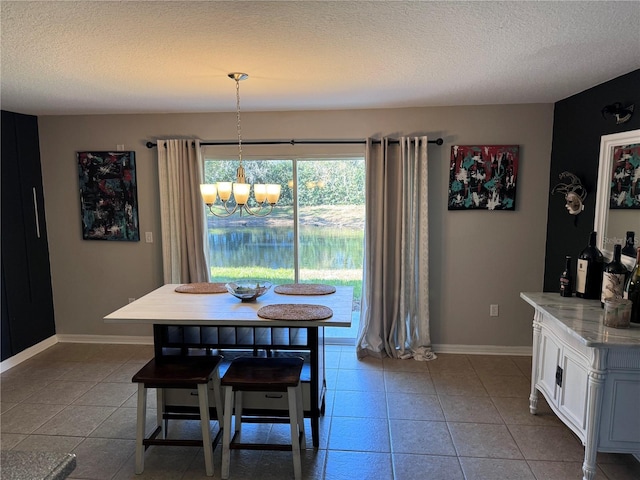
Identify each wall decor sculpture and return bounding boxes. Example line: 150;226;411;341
448;145;519;210
610;142;640;209
551;171;587;216
77;151;140;241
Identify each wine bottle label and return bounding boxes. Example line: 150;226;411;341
601;272;626;303
576;259;588;293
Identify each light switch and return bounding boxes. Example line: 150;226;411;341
145;232;153;243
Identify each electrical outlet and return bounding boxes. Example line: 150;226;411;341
490;304;499;317
145;232;153;243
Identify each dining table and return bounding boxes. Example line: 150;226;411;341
104;283;354;447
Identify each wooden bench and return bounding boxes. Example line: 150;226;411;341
220;356;306;480
132;356;224;476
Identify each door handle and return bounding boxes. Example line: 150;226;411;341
32;187;41;238
555;365;563;387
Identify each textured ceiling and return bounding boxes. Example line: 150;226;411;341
1;1;639;116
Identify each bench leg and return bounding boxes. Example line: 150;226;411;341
135;383;147;474
211;369;224;425
155;387;166;439
221;386;234;479
234;390;243;432
197;383;215;477
295;383;306;450
288;386;302;480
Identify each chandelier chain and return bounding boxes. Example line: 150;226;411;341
235;78;242;165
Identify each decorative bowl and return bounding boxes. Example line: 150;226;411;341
225;280;272;302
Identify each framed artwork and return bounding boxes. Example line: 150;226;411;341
448;145;519;210
609;142;640;209
77;151;139;241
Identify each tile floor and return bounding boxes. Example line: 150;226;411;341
1;342;639;480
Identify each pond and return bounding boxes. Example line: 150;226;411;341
207;225;364;303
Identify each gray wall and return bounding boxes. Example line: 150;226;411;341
38;104;553;348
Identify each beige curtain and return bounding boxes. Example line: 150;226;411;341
356;137;436;361
157;139;209;283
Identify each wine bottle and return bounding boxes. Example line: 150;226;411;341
601;244;628;306
621;231;637;258
560;256;573;297
576;231;604;299
623;248;640;323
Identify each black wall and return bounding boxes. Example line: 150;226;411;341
543;69;640;291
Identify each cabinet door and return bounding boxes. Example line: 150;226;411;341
599;372;640;451
558;346;589;433
537;329;562;402
1;110;55;359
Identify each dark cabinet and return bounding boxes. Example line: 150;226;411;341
1;110;55;361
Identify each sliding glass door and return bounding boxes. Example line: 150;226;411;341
203;156;364;342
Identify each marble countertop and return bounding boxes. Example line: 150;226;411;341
520;292;640;348
0;450;76;480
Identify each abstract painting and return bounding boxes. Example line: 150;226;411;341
448;145;519;210
610;142;640;209
77;151;139;240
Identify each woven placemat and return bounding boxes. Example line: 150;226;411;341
274;284;336;295
174;282;227;294
257;304;333;321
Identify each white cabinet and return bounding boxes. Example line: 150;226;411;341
535;324;589;436
522;292;640;480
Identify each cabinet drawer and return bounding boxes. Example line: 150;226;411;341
241;382;311;411
163;381;311;411
164;381;220;408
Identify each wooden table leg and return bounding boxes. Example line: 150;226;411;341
308;327;322;448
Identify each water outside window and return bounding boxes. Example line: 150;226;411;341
203;157;364;343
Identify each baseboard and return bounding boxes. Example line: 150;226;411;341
0;335;59;373
432;343;533;356
56;334;154;345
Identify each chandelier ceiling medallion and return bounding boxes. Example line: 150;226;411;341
200;73;281;217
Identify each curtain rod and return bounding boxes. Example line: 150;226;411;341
145;138;444;149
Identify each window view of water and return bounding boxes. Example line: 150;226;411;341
209;227;363;271
207;225;364;303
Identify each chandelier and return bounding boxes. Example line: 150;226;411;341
200;73;281;217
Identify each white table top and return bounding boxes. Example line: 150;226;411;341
520;292;640;348
105;284;353;328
